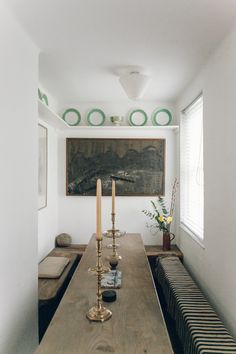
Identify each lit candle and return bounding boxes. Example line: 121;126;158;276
112;180;116;214
96;179;102;240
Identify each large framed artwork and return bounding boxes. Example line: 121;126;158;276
38;124;47;209
66;138;165;196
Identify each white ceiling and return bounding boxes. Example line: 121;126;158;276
6;0;236;103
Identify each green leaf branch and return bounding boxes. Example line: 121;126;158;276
142;178;178;234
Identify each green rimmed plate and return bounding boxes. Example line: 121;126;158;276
62;108;81;126
38;88;49;106
128;109;148;126
152;108;172;126
87;108;106;126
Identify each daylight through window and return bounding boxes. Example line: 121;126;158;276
180;95;204;240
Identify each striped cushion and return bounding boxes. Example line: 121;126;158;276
155;256;236;354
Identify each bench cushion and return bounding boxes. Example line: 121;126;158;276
39;256;69;279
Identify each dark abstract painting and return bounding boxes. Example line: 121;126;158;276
66;138;165;196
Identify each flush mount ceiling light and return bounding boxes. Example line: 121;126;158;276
118;67;151;100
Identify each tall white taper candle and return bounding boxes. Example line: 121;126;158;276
112;180;116;214
96;179;102;240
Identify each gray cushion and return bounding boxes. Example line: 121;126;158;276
38;256;70;279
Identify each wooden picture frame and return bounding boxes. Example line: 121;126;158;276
66;138;165;196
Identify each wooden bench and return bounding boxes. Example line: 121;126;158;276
38;245;86;341
145;245;183;259
155;256;236;354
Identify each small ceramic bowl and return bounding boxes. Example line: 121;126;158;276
110;116;123;126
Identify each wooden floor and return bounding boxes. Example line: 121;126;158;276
36;234;173;354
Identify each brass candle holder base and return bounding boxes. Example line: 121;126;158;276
88;265;110;275
86;305;112;322
106;243;120;249
103;229;125;238
103;229;121;238
106;253;122;261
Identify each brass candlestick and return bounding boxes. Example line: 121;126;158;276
106;213;122;261
87;239;112;322
88;242;110;275
88;232;109;274
106;242;120;249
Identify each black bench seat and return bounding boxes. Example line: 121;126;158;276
155;256;236;354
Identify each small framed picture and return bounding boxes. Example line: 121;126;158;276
38;124;47;209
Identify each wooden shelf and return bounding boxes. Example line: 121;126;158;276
38;100;69;129
69;125;179;131
38;101;179;131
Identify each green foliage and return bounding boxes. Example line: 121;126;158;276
142;179;178;235
142;196;170;233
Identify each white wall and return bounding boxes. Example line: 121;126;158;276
177;25;236;338
0;3;39;354
57;102;178;245
38;120;58;261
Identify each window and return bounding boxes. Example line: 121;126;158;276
180;95;204;240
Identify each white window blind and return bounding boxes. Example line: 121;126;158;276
180;95;204;239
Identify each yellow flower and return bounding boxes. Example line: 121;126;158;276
166;216;173;224
158;215;164;222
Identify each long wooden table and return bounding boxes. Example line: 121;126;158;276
35;233;173;354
